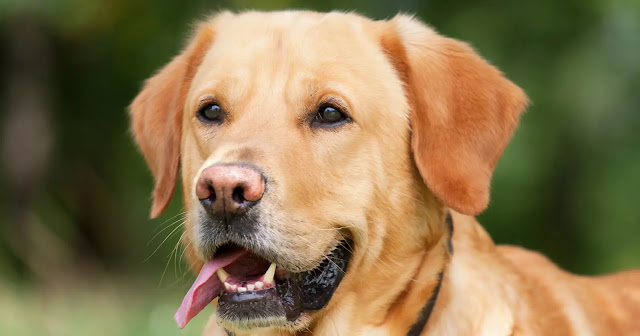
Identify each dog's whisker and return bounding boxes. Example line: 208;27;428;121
355;249;401;277
145;214;186;246
146;219;184;246
159;230;186;287
149;211;186;235
174;231;189;278
147;211;185;234
143;221;183;263
173;238;181;279
408;278;429;285
174;236;192;277
340;236;355;254
389;258;402;267
302;325;315;335
315;225;357;231
297;235;348;276
169;239;192;288
178;243;192;275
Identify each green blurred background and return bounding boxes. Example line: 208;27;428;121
1;0;638;335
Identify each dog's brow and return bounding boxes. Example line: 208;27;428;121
197;95;217;108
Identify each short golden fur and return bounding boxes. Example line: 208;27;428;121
130;10;640;335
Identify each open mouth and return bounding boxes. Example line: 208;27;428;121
175;240;353;330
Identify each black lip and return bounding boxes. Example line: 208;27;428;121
216;239;353;328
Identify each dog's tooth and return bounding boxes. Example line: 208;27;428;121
231;284;237;291
216;268;229;282
264;263;277;285
238;286;247;292
247;284;255;291
255;281;264;289
224;282;232;291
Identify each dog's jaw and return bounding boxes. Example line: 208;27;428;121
196;203;452;336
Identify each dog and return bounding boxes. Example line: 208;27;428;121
129;10;640;336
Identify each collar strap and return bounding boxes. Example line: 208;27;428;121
406;271;444;336
406;211;453;336
446;211;454;254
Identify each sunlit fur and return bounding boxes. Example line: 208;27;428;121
130;10;640;336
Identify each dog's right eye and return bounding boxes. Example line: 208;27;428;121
312;105;350;128
197;103;224;123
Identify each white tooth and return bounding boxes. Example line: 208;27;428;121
238;287;247;292
224;282;232;290
216;268;229;282
264;263;277;285
231;284;237;291
247;284;255;291
255;281;264;289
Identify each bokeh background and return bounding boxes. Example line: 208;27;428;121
1;0;639;335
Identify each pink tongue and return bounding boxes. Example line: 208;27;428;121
174;249;247;329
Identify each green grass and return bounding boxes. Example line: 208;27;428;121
0;279;210;336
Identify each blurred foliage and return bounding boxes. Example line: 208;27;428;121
0;0;639;334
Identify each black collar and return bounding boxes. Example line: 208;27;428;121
406;271;444;336
406;212;453;336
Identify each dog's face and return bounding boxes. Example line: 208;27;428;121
181;11;412;270
130;11;527;333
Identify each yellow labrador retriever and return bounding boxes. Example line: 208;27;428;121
129;10;640;336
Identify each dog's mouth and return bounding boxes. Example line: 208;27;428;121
174;240;352;331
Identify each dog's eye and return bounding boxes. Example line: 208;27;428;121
197;104;224;123
313;105;349;127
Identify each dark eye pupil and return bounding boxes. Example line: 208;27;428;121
200;104;222;122
320;106;343;122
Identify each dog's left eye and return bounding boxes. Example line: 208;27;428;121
313;105;349;127
197;103;224;123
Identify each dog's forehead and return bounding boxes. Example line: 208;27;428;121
210;11;374;57
188;12;389;108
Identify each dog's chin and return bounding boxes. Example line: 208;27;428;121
215;240;353;333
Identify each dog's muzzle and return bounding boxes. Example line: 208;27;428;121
176;163;353;330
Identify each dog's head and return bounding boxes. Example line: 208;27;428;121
130;11;526;333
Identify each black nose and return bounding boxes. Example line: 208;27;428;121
196;164;265;217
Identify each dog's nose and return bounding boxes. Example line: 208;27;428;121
196;164;265;216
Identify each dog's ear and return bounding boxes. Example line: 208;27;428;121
380;15;528;215
129;24;214;218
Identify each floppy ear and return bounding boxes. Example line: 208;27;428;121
380;15;528;215
129;24;214;218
